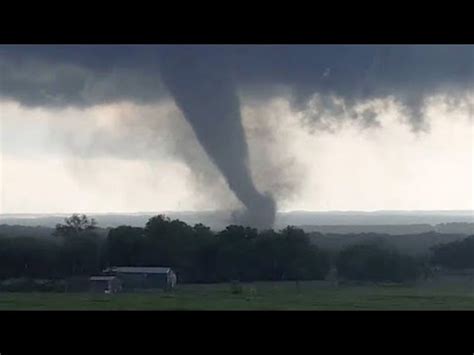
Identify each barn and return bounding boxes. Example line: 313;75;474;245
89;276;122;293
103;267;177;291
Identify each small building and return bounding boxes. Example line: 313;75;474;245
66;276;90;292
103;267;177;291
89;276;122;294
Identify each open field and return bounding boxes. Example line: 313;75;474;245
1;281;474;310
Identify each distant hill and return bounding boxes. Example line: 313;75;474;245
301;223;474;235
276;210;474;228
0;224;55;239
0;224;109;239
309;231;469;256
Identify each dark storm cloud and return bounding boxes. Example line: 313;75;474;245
1;45;472;135
2;45;472;112
0;45;167;107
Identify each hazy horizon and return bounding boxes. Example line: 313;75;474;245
2;209;473;232
2;209;473;216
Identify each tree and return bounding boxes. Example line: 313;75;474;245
106;226;145;267
254;229;282;280
279;226;330;280
431;235;474;270
58;236;102;276
143;215;198;281
53;214;102;276
53;214;97;238
215;225;259;281
337;242;420;283
0;236;60;279
192;224;218;282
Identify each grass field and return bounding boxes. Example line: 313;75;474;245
1;281;474;310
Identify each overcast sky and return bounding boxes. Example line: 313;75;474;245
0;45;473;213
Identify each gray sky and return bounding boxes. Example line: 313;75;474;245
0;45;473;213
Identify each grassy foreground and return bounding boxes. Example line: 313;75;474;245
1;281;474;310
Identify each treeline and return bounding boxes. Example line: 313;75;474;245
0;214;473;286
431;236;474;270
99;215;331;283
336;242;421;283
309;231;467;257
0;215;330;283
305;223;474;235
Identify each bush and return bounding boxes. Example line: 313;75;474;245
0;278;66;292
337;242;421;283
34;279;66;292
230;280;243;294
431;235;474;270
0;278;35;292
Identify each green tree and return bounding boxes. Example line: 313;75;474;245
53;214;97;238
431;235;474;269
53;214;102;276
337;242;420;282
106;226;145;267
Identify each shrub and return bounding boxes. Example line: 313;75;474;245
0;278;66;292
337;242;421;283
0;278;35;292
230;280;243;294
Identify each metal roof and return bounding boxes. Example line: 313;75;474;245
90;276;117;281
105;267;172;274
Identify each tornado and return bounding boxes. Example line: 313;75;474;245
157;46;276;229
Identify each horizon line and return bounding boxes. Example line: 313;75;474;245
1;209;473;217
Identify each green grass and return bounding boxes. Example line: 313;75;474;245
1;281;474;310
